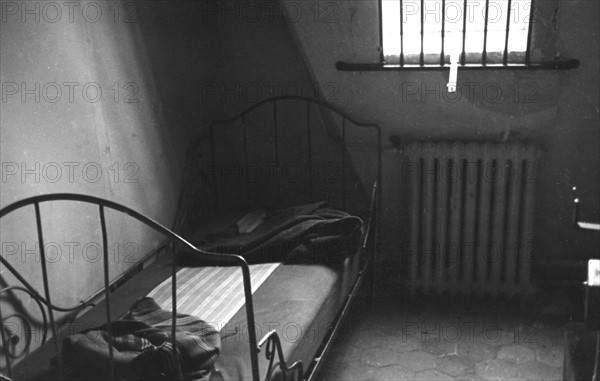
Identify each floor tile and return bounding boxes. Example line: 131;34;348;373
374;365;415;381
362;348;399;367
434;355;475;377
475;358;518;380
497;344;536;364
516;360;562;381
415;369;455;380
536;345;564;367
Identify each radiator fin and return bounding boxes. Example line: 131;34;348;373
405;142;539;297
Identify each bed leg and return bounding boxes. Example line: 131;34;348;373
368;261;376;303
258;330;303;381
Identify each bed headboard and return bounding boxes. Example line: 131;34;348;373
176;95;382;234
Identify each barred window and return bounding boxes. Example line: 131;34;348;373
380;0;534;66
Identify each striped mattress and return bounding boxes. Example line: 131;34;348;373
147;263;281;329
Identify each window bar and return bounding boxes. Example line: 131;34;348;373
273;100;279;168
306;101;314;200
440;0;446;66
400;0;404;66
34;202;64;380
503;0;513;65
461;0;468;65
273;100;281;205
0;302;12;378
170;242;184;381
242;116;249;203
242;117;248;168
482;0;490;65
525;0;535;65
420;0;425;66
99;206;117;381
241;264;260;381
209;125;218;207
378;0;384;62
341;118;346;210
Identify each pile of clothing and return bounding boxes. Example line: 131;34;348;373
62;297;220;381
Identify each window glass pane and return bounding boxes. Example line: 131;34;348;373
382;0;401;61
423;0;443;62
464;0;486;62
485;0;509;56
403;0;423;56
443;0;465;59
507;0;531;60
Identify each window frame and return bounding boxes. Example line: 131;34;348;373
336;0;579;71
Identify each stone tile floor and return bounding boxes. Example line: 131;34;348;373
320;296;568;380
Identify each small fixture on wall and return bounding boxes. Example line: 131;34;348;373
447;51;459;93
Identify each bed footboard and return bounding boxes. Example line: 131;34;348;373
0;194;261;381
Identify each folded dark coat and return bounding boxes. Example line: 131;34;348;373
62;297;220;381
181;202;363;264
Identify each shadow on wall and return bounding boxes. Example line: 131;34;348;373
0;1;222;355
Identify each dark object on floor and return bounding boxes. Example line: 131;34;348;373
585;285;600;331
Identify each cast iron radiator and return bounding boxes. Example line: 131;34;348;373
404;141;540;297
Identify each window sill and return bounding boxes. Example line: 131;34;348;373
336;59;580;71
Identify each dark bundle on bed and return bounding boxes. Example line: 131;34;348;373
180;202;363;265
60;298;220;381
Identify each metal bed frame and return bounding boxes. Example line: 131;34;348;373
178;95;382;218
0;96;381;381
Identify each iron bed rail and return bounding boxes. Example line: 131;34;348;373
195;95;381;381
0;193;260;381
254;180;378;381
305;180;379;381
174;95;382;381
184;95;382;217
0;186;379;381
0;188;379;381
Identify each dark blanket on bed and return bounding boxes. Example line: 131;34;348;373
180;202;363;265
61;297;220;381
